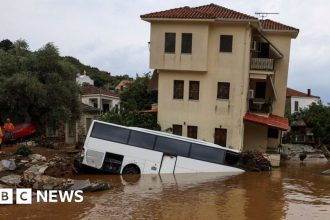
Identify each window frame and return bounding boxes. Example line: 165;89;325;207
164;32;176;53
294;101;299;112
173;80;184;100
187;126;198;139
181;33;192;54
219;35;233;53
172;124;183;136
217;82;230;100
268;127;279;139
189;81;200;100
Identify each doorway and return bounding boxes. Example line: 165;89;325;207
214;128;227;147
160;154;177;173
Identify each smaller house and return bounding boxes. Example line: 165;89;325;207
81;84;120;112
286;88;320;114
115;80;132;93
76;71;94;86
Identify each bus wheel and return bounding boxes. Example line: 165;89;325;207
122;164;140;175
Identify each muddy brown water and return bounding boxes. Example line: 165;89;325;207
0;157;329;220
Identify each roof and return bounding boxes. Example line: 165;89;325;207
244;113;289;130
80;103;100;113
141;4;298;33
260;19;299;32
141;3;257;20
81;85;119;98
286;88;319;98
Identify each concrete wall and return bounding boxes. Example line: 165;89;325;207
243;122;268;152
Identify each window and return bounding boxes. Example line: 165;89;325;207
165;32;176;53
91;122;130;144
128;131;156;149
89;98;98;108
217;82;230;99
154;136;190;157
187;126;198;139
181;33;192;53
190;144;226;164
172;124;182;136
220;35;233;52
46;122;58;137
173;80;184;99
294;101;299;112
268;128;279;139
189;81;199;100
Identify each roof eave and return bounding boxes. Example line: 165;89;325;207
262;29;299;38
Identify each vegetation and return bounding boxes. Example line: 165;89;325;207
0;39;80;130
101;73;160;130
16;145;33;156
288;102;330;145
120;73;156;112
101;110;160;131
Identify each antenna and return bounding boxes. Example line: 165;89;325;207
255;12;279;20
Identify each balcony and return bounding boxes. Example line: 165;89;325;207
248;99;273;114
250;58;274;71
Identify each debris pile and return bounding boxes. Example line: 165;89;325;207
238;151;272;171
0;146;113;195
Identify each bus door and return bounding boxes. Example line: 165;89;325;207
160;154;177;173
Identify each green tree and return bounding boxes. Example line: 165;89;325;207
120;73;153;112
0;41;80;132
0;39;14;51
290;102;330;145
101;110;160;131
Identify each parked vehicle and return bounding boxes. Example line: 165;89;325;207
2;123;36;142
82;120;244;175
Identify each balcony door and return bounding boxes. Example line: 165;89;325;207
255;82;266;99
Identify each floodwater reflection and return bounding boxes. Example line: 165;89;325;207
0;159;329;220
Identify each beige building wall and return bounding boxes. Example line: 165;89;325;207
156;23;251;150
264;33;292;117
150;21;209;72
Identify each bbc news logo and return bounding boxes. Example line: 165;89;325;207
0;188;83;204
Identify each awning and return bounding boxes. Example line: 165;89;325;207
244;113;289;130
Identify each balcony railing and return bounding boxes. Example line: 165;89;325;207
250;58;274;71
248;99;272;114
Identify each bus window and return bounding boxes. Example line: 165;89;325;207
91;122;130;144
155;136;190;157
128;131;156;150
190;144;225;164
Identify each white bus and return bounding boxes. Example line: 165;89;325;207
82;120;244;175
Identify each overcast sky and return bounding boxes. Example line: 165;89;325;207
1;0;329;102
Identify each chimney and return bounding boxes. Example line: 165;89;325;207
307;89;311;96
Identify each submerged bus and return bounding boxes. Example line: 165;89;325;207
82;120;244;175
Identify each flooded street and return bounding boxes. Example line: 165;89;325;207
1;158;329;220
